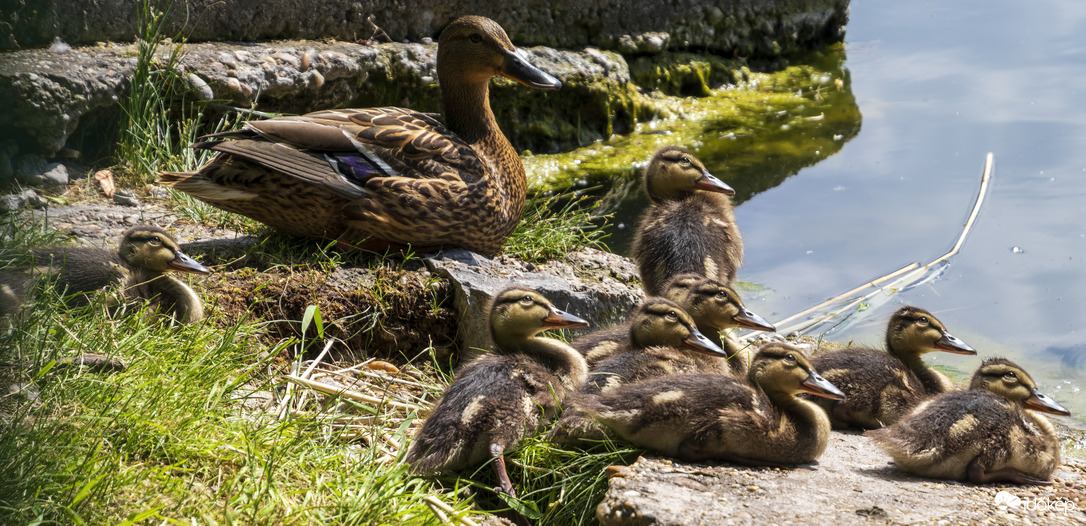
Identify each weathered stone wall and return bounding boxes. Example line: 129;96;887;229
2;0;848;55
0;0;850;187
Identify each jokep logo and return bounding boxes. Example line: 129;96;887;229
993;491;1077;513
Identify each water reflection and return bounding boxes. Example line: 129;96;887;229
526;46;861;254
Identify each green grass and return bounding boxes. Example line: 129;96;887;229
0;289;481;525
504;191;612;263
0;2;632;522
116;0;254;188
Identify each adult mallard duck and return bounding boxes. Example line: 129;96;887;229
159;16;561;256
577;342;845;465
1;225;211;324
867;357;1069;485
631;146;741;295
662;273;774;376
809;306;976;429
406;287;589;496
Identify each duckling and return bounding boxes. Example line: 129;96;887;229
867;358;1069;485
630;146;741;295
809;306;976;429
159;16;562;256
582;298;727;394
662;273;775;376
573;275;772;370
577;342;845;465
406;287;589;496
546;298;726;444
1;225;210;324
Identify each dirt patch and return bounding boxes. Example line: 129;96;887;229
202;264;457;362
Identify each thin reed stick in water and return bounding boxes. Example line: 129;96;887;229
771;262;919;329
770;152;994;332
931;151;993;263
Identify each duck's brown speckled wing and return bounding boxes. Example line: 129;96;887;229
264;108;485;185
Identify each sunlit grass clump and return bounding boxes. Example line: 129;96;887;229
0;289;480;524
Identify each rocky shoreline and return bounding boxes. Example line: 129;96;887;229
11;193;1086;526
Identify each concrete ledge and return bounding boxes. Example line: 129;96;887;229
1;0;849;55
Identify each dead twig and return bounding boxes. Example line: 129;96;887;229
285;374;417;411
423;496;480;526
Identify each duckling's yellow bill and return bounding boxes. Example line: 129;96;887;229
542;306;589;330
733;307;776;332
798;371;846;401
682;328;728;357
934;332;976;355
695;172;735;195
168;252;212;275
1024;388;1071;416
501;49;562;90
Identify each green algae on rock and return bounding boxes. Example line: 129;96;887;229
524;45;861;205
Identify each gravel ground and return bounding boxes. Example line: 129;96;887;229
597;431;1086;525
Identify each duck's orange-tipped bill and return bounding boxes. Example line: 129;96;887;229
168;252;211;275
1025;388;1071;416
734;307;775;332
543;306;589;329
695;172;735;195
799;371;846;400
935;333;977;355
682;328;728;357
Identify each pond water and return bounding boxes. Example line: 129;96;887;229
736;0;1086;426
534;0;1086;426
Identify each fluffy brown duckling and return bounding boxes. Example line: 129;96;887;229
809;306;976;429
547;298;726;444
867;357;1069;485
406;287;589;496
160;16;561;256
577;342;845;466
662;273;775;376
630;146;742;295
582;298;727;395
1;225;210;324
573;275;772;370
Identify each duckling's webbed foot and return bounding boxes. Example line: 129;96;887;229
489;443;517;497
967;459;1053;486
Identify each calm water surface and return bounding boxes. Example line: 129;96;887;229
734;0;1086;423
572;0;1086;424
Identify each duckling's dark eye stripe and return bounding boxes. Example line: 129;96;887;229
495;292;534;307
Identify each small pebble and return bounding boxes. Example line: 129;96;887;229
113;192;139;207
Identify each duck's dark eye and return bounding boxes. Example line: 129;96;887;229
148;238;161;246
679;156;691;165
665;311;679;321
1003;372;1018;381
917;316;929;326
784;354;798;364
469;33;483;43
